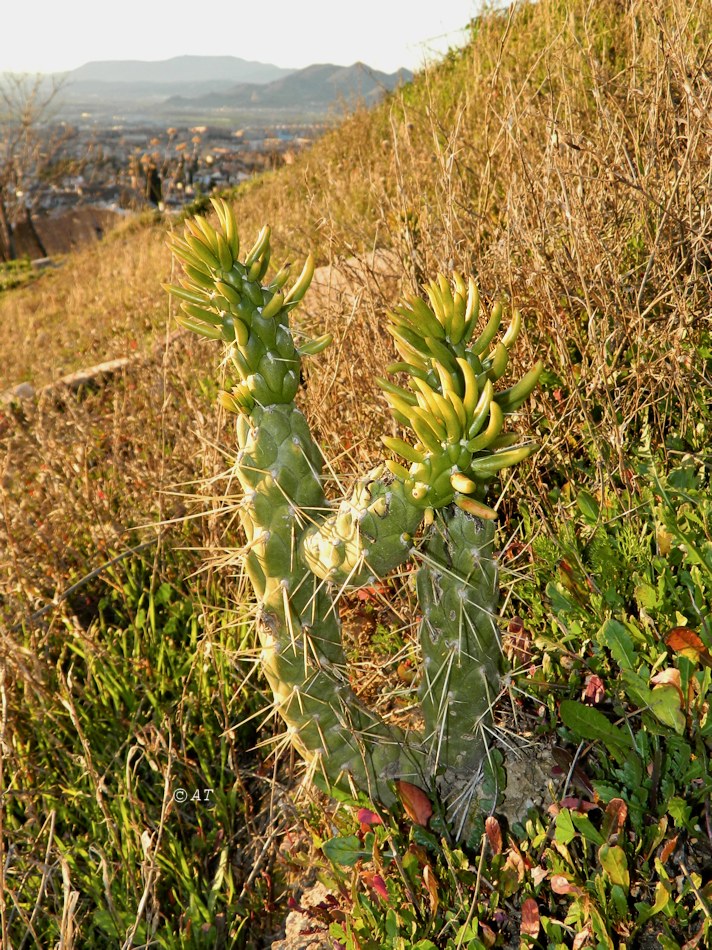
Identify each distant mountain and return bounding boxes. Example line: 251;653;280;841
69;55;293;85
165;62;413;113
49;56;412;124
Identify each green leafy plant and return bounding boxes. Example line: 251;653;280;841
510;446;712;948
164;198;542;835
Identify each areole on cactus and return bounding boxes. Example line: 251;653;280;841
164;198;542;835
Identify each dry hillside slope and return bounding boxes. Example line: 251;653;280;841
0;1;710;946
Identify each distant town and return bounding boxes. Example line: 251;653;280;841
46;119;328;213
3;119;329;261
1;55;411;261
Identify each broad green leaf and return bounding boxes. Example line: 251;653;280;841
321;834;370;867
571;811;605;845
554;808;576;844
634;581;658;610
621;669;654;710
598;618;636;670
589;905;615;950
598;844;630;891
577;490;600;524
546;581;578;615
652;881;672;915
635;881;672;925
667;797;693;829
560;700;634;763
658;936;683;950
648;685;686;734
610;883;628;918
614;752;642;790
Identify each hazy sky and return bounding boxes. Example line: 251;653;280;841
3;1;484;75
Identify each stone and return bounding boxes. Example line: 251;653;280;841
270;881;335;950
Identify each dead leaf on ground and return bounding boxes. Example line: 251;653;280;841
521;897;540;938
665;627;712;668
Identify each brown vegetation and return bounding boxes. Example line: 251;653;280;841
0;0;709;944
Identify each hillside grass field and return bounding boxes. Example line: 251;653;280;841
0;1;710;947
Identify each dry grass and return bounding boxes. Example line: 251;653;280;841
0;0;710;944
0;213;173;387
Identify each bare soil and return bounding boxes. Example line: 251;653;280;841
11;205;126;259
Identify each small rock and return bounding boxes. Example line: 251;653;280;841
31;257;59;270
0;382;36;403
271;881;335;950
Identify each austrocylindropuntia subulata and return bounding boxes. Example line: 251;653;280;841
165;198;542;836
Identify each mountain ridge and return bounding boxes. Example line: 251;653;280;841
54;56;412;121
68;54;294;85
164;61;413;112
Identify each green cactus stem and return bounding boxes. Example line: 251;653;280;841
416;507;500;835
165;198;541;830
165;200;428;806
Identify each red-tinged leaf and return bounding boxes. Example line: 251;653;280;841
572;924;593;950
423;864;439;916
485;816;502;855
503;845;527;882
560;797;599;813
601;798;627;840
659;834;679;864
550;875;584;896
356;582;389;603
510;837;530;865
665;627;712;668
480;922;496;948
521;898;540;938
499;852;525;898
396;780;433;827
651;667;687;709
356;808;383;829
362;871;388;901
583;674;605;705
371;873;388;900
651;667;682;687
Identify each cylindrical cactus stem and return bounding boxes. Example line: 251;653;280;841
235;404;342;665
165;201;542;831
299;468;424;588
166;200;429;805
256;577;428;805
237;406;427;804
416;506;501;826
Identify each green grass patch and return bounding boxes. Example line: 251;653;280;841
2;550;281;948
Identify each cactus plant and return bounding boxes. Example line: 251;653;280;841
164;198;542;833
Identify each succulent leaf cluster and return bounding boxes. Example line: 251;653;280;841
377;275;543;519
164;199;330;411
